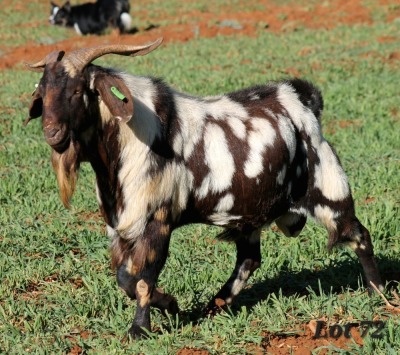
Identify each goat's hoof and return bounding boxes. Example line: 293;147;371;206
204;298;227;317
163;295;179;315
152;290;180;316
128;325;149;340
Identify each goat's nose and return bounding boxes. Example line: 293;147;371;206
45;127;60;139
43;122;68;150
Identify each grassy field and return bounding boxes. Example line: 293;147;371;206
1;0;399;353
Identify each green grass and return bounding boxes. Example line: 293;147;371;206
1;0;399;353
0;1;71;50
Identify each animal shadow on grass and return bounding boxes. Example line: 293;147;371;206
124;24;158;35
178;255;400;326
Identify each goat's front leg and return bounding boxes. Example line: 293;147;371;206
113;214;175;338
333;217;383;292
313;198;383;292
117;266;179;316
129;233;172;338
205;228;262;316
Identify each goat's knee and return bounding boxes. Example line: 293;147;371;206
117;264;137;299
117;264;179;315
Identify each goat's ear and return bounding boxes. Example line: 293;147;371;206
64;1;71;12
94;73;134;123
25;90;43;126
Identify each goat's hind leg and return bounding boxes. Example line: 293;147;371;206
205;228;262;316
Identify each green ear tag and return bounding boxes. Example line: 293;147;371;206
111;86;126;101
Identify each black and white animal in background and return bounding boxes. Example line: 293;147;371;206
25;38;384;338
49;0;131;35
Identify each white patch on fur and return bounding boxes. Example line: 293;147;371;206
276;165;286;185
74;23;83;35
98;100;114;124
226;228;261;301
249;93;260;101
277;114;296;162
289;206;308;216
171;167;194;221
196;123;235;198
229;267;250;298
172;132;183;155
226;116;247;140
118;159;191;238
314;204;338;231
264;108;276;119
207;96;248;120
131;98;162;143
106;225;118;239
277;82;350;202
174;94;248;159
119;74;157;111
314;141;350;201
120;12;132;31
277;83;321;148
95;74;191;239
95;182;102;208
296;166;302;177
207;213;241;226
49;6;59;24
83;93;89;108
244;118;276;178
116;128;153;238
197;174;211;199
174;95;207;159
214;193;234;212
348;241;367;251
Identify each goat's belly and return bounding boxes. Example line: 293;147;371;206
182;184;290;228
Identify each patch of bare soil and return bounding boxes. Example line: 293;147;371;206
172;322;367;354
177;349;210;355
0;0;395;70
262;322;364;354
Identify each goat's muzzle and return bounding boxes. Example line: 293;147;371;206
44;123;69;152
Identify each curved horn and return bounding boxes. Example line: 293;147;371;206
63;37;163;73
25;51;65;72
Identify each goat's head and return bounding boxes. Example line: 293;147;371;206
25;38;163;206
26;38;162;150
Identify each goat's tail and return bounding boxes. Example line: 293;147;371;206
286;78;324;120
119;12;132;32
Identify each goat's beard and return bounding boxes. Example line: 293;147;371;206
51;140;80;208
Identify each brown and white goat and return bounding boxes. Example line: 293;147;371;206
26;38;383;338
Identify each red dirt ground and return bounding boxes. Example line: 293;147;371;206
2;1;399;354
1;0;398;70
261;322;365;354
